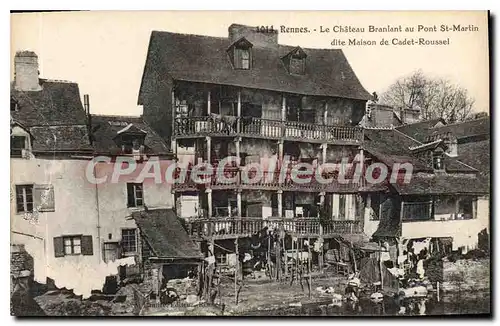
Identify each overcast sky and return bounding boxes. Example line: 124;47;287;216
11;11;489;116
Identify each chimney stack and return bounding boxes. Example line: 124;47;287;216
14;51;41;92
228;24;278;48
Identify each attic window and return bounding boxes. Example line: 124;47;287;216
290;55;305;75
235;48;251;70
432;152;445;170
285;47;307;75
230;38;253;70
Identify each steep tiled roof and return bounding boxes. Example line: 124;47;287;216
363;128;485;195
138;30;372;104
395;118;446;142
30;126;93;152
456;139;490;179
132;209;203;259
11;79;87;126
429;117;490;140
392;173;489;195
90;115;170;156
11;79;92;153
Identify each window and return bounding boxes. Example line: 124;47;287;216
216;253;228;265
54;235;93;257
290;57;305;75
235;48;251;70
64;236;82;255
127;183;143;207
11;136;26;157
432;152;444;170
121;229;137;253
15;185;33;213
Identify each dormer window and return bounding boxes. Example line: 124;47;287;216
283;47;307;75
113;123;147;156
432;151;445;170
444;136;458;157
228;37;253;70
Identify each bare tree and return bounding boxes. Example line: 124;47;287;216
380;70;475;123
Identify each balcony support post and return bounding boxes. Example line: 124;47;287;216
323;102;328;139
171;89;176;148
207;90;211;115
364;194;372;231
321;143;327;164
281;95;286;137
278;140;284;168
237;189;242;218
237;90;241;133
234;137;241;166
206;136;211;163
206;188;212;219
277;190;283;218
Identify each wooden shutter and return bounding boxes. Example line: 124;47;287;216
127;183;135;207
81;235;94;256
54;237;64;257
234;48;242;69
34;184;55;212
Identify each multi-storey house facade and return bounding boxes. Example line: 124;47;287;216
10;51;196;297
138;24;374;266
363;118;489;253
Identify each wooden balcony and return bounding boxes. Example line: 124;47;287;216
172;169;363;193
185;217;362;240
174;116;363;144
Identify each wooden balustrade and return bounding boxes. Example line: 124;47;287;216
174;116;363;143
186;217;361;239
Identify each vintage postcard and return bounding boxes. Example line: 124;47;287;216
10;11;490;317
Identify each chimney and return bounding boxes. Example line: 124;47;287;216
399;107;406;124
14;51;41;92
84;94;93;144
228;24;278;48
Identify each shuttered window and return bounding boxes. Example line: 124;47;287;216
54;235;93;257
127;183;143;207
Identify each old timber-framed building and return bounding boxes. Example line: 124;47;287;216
138;24;373;267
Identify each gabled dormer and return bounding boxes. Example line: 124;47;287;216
282;46;307;75
113;123;147;155
409;139;447;171
227;37;253;70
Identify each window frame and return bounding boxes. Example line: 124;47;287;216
289;56;305;75
11;135;27;157
127;183;144;208
234;47;251;70
63;235;83;255
15;184;34;214
121;228;137;254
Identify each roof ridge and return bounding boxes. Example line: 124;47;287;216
408;139;442;150
393;128;423;145
41;78;77;84
435;116;489;128
91;113;142;119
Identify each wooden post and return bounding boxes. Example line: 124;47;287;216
235;238;239;305
237;190;242;218
237;90;241;133
437;281;440;302
283;235;287;278
307;237;312;299
277;190;283;218
379;241;384;291
171;89;176;150
207;189;212;219
207;90;211;115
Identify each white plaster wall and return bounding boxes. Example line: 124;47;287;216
10;157;100;290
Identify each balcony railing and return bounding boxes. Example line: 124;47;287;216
186;217;362;239
174;116;363;143
172;169;363;192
